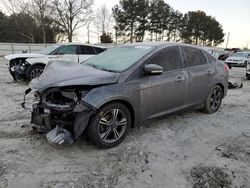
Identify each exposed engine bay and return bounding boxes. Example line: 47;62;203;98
22;86;96;145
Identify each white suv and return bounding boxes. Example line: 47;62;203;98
5;43;106;81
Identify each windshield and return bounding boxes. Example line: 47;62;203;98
39;45;61;55
232;52;248;58
83;46;154;72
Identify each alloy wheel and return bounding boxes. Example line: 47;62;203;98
30;68;43;79
209;87;222;111
98;109;127;143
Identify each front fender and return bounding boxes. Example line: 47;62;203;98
82;81;141;126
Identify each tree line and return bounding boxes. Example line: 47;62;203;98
0;0;225;46
113;0;224;46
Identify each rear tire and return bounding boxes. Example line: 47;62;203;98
202;85;223;114
88;103;131;148
27;65;44;80
247;74;250;80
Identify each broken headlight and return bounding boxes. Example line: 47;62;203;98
42;88;91;111
22;89;41;110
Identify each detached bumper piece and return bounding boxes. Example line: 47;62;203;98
228;79;243;89
46;126;74;145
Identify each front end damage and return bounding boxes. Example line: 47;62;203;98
22;86;96;145
9;59;30;81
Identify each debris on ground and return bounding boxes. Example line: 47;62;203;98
190;166;232;188
228;78;243;89
46;126;74;145
217;135;250;161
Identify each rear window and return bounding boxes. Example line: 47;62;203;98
183;47;207;67
79;46;95;54
204;52;217;63
95;47;105;54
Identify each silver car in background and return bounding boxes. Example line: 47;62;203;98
225;51;250;67
23;43;229;148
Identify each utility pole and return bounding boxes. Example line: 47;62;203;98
225;32;230;49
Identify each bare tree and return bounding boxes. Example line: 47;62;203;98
28;0;51;43
50;0;93;42
94;4;113;42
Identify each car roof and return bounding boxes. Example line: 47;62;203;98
121;42;208;50
55;43;107;49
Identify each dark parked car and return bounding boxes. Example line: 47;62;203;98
23;43;229;148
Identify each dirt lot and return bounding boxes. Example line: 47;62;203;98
0;58;250;188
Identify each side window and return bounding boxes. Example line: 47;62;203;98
94;47;105;54
56;45;76;55
149;47;182;71
183;47;206;67
79;46;95;54
204;52;217;63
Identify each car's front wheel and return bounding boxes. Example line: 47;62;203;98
202;85;223;114
27;65;44;80
88;103;131;148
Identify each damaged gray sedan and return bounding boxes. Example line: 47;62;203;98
22;43;228;148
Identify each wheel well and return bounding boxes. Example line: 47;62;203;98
30;63;46;68
216;83;224;95
99;100;136;128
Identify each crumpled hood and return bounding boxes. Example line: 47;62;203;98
4;53;45;61
31;61;120;91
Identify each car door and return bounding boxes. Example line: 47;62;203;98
78;45;96;63
182;47;216;106
140;46;188;120
52;45;78;62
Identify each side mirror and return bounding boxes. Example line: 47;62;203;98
144;64;163;75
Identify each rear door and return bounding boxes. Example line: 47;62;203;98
182;47;216;106
140;46;188;120
78;45;96;62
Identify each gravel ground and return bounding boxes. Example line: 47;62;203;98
0;58;250;188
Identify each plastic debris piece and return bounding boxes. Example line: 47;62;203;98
46;126;74;145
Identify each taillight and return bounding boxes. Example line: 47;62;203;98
224;64;229;72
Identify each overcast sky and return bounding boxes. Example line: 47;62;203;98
90;0;250;48
1;0;249;48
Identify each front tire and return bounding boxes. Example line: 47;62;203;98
27;65;44;80
202;85;223;114
88;103;131;148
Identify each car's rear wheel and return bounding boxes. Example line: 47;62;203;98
202;85;223;114
247;73;250;80
88;103;131;148
27;65;44;80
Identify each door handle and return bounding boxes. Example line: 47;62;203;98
207;70;212;75
175;76;185;82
